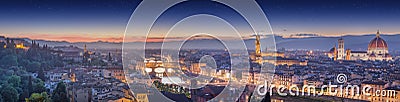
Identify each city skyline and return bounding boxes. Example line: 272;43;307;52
1;1;400;102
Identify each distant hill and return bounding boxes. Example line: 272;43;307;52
274;34;400;51
34;40;122;50
28;34;400;51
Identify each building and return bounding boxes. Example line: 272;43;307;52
327;45;338;60
337;37;345;60
264;57;307;66
105;66;126;83
0;37;31;50
53;45;84;62
82;44;94;63
252;35;305;66
89;66;126;83
328;30;392;61
273;73;294;88
366;30;392;61
67;68;134;102
347;51;368;60
44;69;71;92
360;81;388;101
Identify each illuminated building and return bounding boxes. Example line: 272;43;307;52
190;62;206;74
346;49;351;60
0;37;31;50
82;44;93;63
337;37;345;60
143;58;178;79
252;34;284;61
263;57;307;66
273;73;294;88
254;35;263;64
366;30;392;61
15;43;26;49
328;30;392;61
251;35;294;65
105;66;127;83
347;50;368;60
255;35;261;56
70;73;76;82
144;59;165;77
360;81;387;101
303;78;323;88
327;45;337;60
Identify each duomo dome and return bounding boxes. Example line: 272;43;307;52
368;31;388;50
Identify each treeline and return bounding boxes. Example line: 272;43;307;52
0;43;65;102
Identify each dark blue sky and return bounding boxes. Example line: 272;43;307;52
261;0;400;35
0;0;400;42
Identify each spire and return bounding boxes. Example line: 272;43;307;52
376;29;380;37
255;34;261;56
108;52;112;61
84;44;87;52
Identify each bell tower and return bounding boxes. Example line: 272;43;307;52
337;37;345;60
255;35;261;56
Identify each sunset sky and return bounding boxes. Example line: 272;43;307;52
1;0;400;42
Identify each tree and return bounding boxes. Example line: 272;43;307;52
0;85;19;102
0;42;61;102
0;55;18;67
7;75;21;88
51;82;68;102
26;62;41;72
26;92;51;102
32;78;46;94
37;68;46;81
0;94;4;102
0;42;5;50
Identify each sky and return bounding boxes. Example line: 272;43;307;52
1;0;400;42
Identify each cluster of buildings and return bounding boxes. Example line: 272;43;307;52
18;40;129;101
2;30;399;102
328;30;393;61
239;32;399;101
270;54;400;101
267;30;400;101
43;66;133;102
0;35;131;102
52;44;120;65
251;35;308;66
0;36;30;50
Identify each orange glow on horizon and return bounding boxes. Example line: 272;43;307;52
3;33;124;43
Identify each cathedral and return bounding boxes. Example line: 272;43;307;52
328;30;392;61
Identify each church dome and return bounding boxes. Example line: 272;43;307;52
368;31;388;50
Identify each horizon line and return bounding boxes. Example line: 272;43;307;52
2;33;400;43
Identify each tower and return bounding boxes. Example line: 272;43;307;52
83;44;87;53
254;35;263;64
108;52;112;62
332;45;338;60
83;44;90;63
346;49;351;60
337;37;345;60
255;35;261;56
